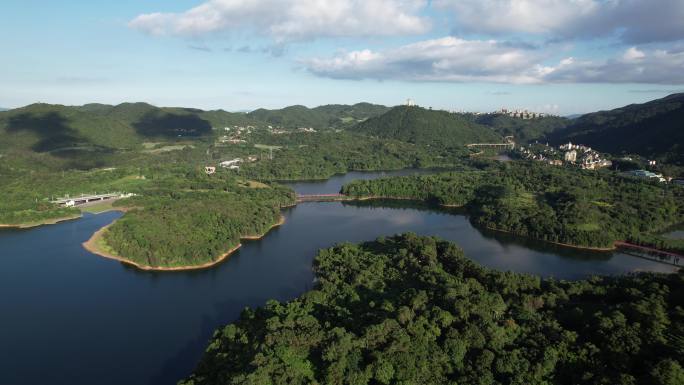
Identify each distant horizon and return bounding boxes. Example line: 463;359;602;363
3;91;682;117
2;1;684;115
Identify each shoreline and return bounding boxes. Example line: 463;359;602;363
347;195;465;207
482;225;617;251
82;214;286;272
348;195;617;252
0;204;133;230
0;214;83;229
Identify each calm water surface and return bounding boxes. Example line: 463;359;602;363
663;229;684;239
0;172;678;385
284;168;441;195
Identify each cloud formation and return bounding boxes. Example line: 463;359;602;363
306;37;551;83
305;38;684;84
129;0;429;42
435;0;684;44
544;47;684;84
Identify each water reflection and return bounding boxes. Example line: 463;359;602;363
0;174;678;385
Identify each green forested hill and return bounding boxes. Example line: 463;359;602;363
547;93;684;164
0;102;254;149
473;114;570;144
248;105;329;128
0;102;254;169
351;106;502;147
247;102;389;129
182;234;684;385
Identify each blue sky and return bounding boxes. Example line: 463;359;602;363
1;0;683;114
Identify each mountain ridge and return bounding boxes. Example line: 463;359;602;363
547;93;684;164
350;105;502;147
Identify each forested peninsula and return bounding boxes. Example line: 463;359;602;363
86;173;295;270
181;234;684;385
342;162;684;251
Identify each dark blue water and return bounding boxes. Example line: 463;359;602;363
0;174;678;385
663;229;684;240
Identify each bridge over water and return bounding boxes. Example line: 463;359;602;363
615;241;683;266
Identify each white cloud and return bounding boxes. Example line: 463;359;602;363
622;47;645;60
434;0;684;44
305;38;684;84
129;0;430;42
545;48;684;84
306;37;551;84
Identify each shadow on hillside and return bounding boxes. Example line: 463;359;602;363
6;112;116;169
133;111;212;138
7;112;86;153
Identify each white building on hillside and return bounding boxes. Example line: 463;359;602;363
564;150;577;163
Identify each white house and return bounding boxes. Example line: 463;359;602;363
219;158;243;170
564;150;577;163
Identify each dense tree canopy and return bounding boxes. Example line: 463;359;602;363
182;234;684;385
547;93;684;165
342;162;684;249
351;106;502;148
101;170;294;268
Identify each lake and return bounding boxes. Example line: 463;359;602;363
0;171;678;385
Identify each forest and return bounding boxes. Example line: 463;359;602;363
342;162;684;249
181;233;684;385
547;93;684;165
100;169;295;268
351;105;502;148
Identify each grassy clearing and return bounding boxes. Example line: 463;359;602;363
91;227;118;256
574;222;602;231
254;144;282;150
80;200;117;214
143;145;194;154
241;180;270;189
503;191;537;209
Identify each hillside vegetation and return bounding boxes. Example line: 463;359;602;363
0;102;250;169
182;234;684;385
247;102;389;129
548;93;684;164
342;162;684;250
472;114;570;144
102;170;294;268
351;106;502;148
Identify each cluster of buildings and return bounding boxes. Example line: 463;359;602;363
267;125;317;134
217;125;254;144
496;108;550;119
516;141;612;170
621;169;668;183
205;156;260;174
559;142;613;170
